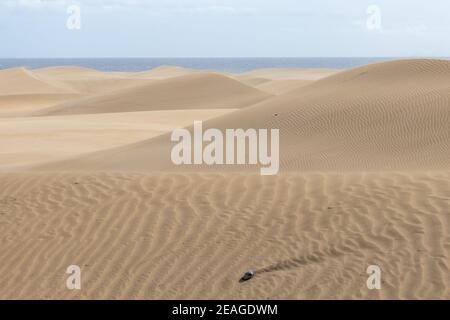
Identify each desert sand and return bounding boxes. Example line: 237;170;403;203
0;59;449;299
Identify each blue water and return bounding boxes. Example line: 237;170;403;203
0;57;398;73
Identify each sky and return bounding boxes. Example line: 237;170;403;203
0;0;449;58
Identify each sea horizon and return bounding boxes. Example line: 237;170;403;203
2;57;445;73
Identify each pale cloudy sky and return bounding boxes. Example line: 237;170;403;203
1;0;449;57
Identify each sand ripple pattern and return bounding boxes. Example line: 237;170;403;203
0;171;449;299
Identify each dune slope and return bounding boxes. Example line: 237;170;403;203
0;68;73;95
41;59;450;172
36;73;272;116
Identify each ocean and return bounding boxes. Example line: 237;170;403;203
0;57;399;73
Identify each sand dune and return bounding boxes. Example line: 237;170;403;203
235;67;338;94
33;66;153;95
0;65;331;117
0;67;73;95
0;68;84;116
0;66;152;116
0;171;448;299
35;72;272;116
0;109;235;169
34;66;109;77
131;65;199;79
254;79;313;95
1;59;449;300
0;94;81;117
44;59;450;172
238;67;339;81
